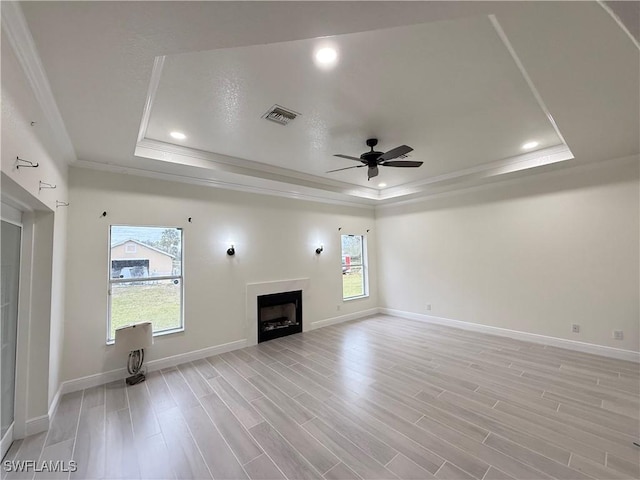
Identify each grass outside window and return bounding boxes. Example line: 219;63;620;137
108;225;183;342
342;270;365;299
109;281;182;340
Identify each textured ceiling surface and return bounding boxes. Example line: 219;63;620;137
14;1;640;204
147;16;561;189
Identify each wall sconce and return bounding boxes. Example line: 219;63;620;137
227;245;235;256
315;245;324;255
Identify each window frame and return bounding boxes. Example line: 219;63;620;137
341;234;369;301
107;225;184;343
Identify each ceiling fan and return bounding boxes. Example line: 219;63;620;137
327;138;423;180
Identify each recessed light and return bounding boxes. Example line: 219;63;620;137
170;131;186;140
378;183;387;188
522;141;539;150
315;47;338;65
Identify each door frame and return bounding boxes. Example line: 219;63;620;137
0;204;23;458
0;198;35;457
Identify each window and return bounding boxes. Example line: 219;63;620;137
108;226;183;342
341;234;368;299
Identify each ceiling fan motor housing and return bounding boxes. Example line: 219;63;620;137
361;138;383;165
361;151;383;164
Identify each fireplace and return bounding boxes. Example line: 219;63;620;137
257;290;302;343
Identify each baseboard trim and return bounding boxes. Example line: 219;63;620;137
1;423;14;456
309;308;381;330
60;339;248;394
24;414;49;436
147;339;248;371
47;385;62;421
381;308;640;363
59;307;382;394
22;384;62;437
11;388;60;440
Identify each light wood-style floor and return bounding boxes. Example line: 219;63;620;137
3;315;640;480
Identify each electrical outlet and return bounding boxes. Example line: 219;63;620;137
571;324;580;333
613;330;624;340
426;304;432;311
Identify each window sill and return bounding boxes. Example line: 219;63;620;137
106;326;184;346
343;294;369;302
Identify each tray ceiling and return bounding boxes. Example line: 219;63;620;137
12;1;639;206
143;15;564;194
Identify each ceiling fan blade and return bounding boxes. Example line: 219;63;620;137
380;160;424;168
378;145;413;162
367;165;379;180
334;154;365;162
326;165;366;173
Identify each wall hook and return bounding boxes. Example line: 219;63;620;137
16;157;39;169
30;121;37;126
39;181;56;191
188;217;192;223
101;211;107;217
56;201;70;208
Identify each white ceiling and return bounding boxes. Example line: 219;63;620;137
9;1;640;206
146;16;563;190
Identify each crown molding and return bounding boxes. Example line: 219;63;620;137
1;1;76;163
600;1;640;50
135;137;575;205
489;15;567;146
379;144;574;200
73;159;377;210
135;138;380;200
137;55;165;143
375;152;639;211
135;62;380;201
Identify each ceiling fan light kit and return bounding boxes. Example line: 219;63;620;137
328;138;423;180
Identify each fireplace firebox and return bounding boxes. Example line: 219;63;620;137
257;290;302;343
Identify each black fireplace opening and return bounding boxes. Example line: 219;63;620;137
257;290;302;343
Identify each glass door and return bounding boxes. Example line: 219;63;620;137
1;220;21;458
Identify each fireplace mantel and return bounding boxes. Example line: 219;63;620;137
246;278;310;346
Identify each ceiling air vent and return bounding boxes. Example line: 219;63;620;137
262;105;300;126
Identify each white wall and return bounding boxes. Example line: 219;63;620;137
1;30;69;432
63;167;377;382
376;157;639;353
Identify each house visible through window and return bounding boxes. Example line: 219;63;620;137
341;234;368;299
108;226;183;342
